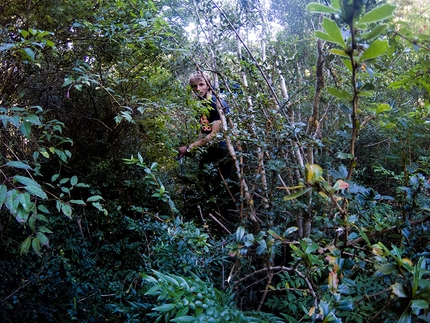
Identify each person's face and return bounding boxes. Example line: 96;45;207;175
190;78;210;99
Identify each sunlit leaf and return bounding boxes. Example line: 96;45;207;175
359;39;389;61
321;17;346;47
306;2;340;14
359;24;388;41
376;103;392;114
329;49;349;57
357;4;396;25
315;31;337;43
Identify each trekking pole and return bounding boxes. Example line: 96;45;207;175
179;156;186;208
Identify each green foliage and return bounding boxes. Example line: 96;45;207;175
139;270;284;323
1;0;430;322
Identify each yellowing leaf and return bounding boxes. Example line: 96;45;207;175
283;188;312;201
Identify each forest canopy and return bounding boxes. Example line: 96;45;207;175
1;0;429;322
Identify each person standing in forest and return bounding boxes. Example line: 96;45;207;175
178;71;236;214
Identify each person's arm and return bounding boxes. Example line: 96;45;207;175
178;120;221;157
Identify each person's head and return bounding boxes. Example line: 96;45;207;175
189;71;212;99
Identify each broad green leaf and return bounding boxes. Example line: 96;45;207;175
357;4;396;25
141;273;158;284
39;148;50;158
0;115;10;127
283;188;312;201
86;195;103;202
0;185;7;208
411;300;428;316
236;226;246;242
38;204;50;214
306;164;323;183
61;203;72;219
152;303;176;312
336;299;354;311
6;161;33;170
329;49;349;57
38;226;53;233
20;47;35;61
70;199;86;205
46;40;55;48
36;232;50;246
21;236;32;255
5;189;18;213
25;185;48;199
92;202;108;215
327;87;351;100
315;31;338;43
391;283;409;298
306;2;340;14
305;240;319;253
376;103;392;114
284;226;298;236
359;24;388;41
32;237;42;256
389;80;407;89
25;114;41;125
17;191;31;211
171;316;196;322
337;153;354;160
379;263;397;274
321;17;345;47
70;175;78;186
26;217;38;234
14;175;41;188
154;271;180;286
342;58;353;72
20;29;29;38
359;39;389;61
20;121;31;137
357;90;373;97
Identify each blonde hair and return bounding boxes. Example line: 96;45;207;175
188;71;212;87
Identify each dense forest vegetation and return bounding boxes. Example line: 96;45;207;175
1;0;429;322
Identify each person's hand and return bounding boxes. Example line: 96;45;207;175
178;146;189;158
